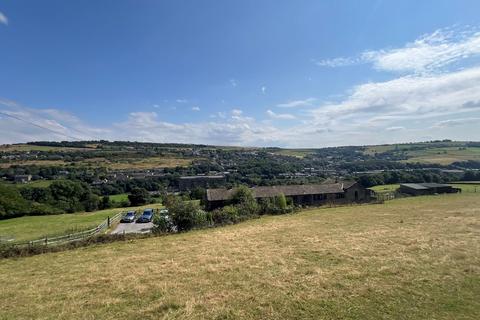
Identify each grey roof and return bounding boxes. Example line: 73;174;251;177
400;183;429;190
180;175;225;180
419;183;451;188
400;183;452;190
206;181;358;202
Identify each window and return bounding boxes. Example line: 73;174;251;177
335;193;345;199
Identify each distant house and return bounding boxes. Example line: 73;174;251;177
399;183;460;196
179;175;226;191
14;174;32;183
206;181;370;210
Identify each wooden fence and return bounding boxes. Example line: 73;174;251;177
10;212;123;247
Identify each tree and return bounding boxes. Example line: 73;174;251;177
0;184;30;219
99;196;112;209
230;185;255;205
128;188;151;206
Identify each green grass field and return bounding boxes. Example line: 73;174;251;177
369;184;400;193
0;203;164;243
109;193;129;203
370;183;480;194
451;183;480;193
0;193;479;319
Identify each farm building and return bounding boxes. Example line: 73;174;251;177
179;175;226;191
206;181;370;210
399;183;460;196
14;174;32;183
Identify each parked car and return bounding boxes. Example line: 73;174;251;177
136;208;154;223
120;211;136;223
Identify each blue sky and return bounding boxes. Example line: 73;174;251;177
1;0;480;147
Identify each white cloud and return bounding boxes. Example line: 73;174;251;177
0;12;8;26
363;28;480;74
176;99;188;103
315;27;480;74
0;99;109;143
266;109;296;120
191;106;200;111
261;86;267;94
276;98;316;108
311;66;480;125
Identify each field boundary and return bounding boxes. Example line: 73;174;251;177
6;212;122;247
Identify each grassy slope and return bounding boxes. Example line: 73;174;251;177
404;147;480;165
0;203;164;242
363;142;480;165
0;193;479;319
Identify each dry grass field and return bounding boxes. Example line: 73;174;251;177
0;156;192;169
0;193;479;319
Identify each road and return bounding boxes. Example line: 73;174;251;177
111;221;154;235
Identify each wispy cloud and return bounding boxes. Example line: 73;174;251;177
176;99;188;103
0;12;8;26
431;117;480;128
0;99;109;143
315;27;480;74
191;106;200;112
266;110;296;120
261;86;267;94
363;27;480;74
276;98;316;108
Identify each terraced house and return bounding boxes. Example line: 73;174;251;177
206;181;371;210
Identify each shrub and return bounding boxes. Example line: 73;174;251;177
128;187;151;206
167;198;208;232
211;205;239;225
152;215;173;234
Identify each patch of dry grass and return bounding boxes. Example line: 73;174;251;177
0;194;479;319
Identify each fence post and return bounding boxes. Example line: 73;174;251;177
44;236;48;246
108;216;110;228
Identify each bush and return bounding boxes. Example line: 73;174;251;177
152;215;174;234
128;188;151;206
167;197;209;232
211;205;240;225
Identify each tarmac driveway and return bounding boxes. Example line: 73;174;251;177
111;221;154;235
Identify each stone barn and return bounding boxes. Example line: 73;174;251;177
206;181;370;210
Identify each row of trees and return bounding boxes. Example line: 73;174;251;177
356;170;463;188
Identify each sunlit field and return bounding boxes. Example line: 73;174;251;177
1;193;479;319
